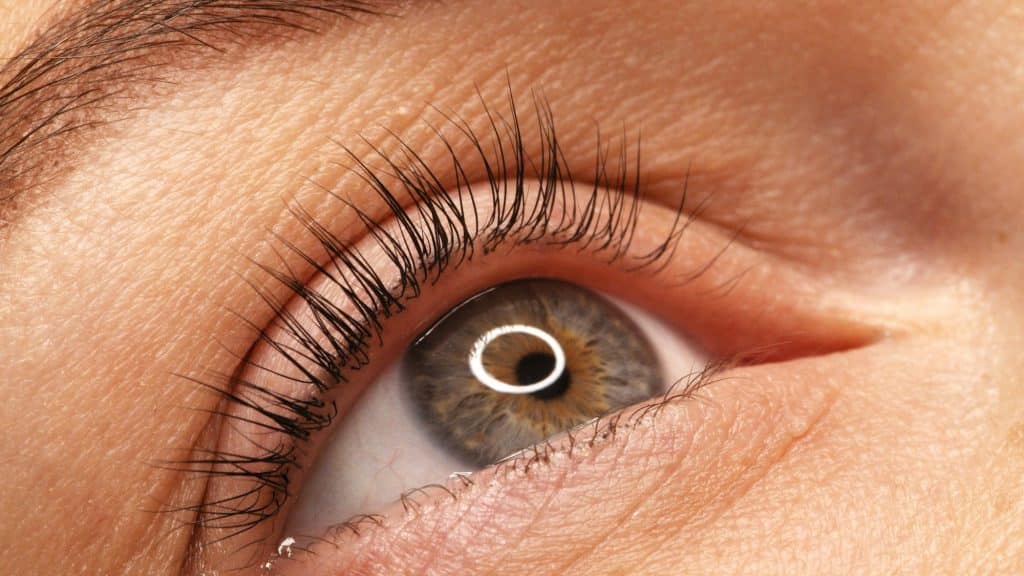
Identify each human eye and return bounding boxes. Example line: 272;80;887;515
287;277;703;533
175;93;877;573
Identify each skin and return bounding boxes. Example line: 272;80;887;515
1;0;1023;574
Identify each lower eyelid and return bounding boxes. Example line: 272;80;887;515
272;354;840;576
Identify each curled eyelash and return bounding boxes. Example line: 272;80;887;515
162;88;700;549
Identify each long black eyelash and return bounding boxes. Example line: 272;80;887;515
164;89;695;548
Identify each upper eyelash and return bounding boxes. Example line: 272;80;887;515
162;89;694;546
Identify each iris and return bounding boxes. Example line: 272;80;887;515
404;279;662;466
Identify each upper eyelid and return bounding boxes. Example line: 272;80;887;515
261;96;685;405
0;0;391;225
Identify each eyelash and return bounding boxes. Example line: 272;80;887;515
165;89;702;546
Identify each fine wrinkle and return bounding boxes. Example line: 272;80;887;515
0;0;388;226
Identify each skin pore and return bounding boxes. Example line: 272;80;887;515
1;0;1023;574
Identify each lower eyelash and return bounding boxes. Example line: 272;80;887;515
300;362;727;557
163;87;696;545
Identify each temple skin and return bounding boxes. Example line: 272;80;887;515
1;0;1023;574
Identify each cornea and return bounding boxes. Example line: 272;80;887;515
467;324;566;395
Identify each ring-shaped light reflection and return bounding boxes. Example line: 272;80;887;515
468;324;567;395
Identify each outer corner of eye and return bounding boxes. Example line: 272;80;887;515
282;277;703;538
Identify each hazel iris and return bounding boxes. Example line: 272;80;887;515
403;279;661;467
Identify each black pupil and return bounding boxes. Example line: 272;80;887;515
514;352;571;399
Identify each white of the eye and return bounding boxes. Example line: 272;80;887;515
468;324;566;395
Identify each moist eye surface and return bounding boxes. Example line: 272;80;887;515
404;279;662;467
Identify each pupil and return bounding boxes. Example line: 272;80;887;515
514;352;571;399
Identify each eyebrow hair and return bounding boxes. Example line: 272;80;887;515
0;0;387;226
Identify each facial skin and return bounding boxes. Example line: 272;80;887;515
1;0;1023;574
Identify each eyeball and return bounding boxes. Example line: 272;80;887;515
285;279;704;535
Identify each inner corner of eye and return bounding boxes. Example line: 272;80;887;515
284;278;703;536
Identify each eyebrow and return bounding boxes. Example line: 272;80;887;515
0;0;387;226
